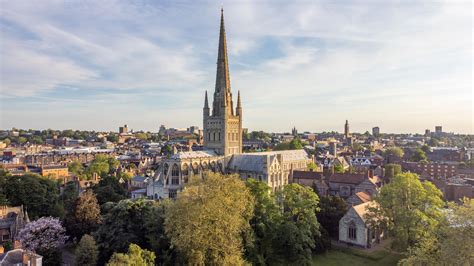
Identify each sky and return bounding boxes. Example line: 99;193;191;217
0;0;472;134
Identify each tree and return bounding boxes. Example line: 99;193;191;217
316;195;348;238
400;198;474;265
135;132;149;140
68;161;84;178
333;164;344;173
411;148;428;162
67;190;102;240
18;217;68;266
384;163;402;179
165;172;254;265
245;179;282;265
3;174;63;219
92;176;127;205
18;136;27;144
307;162;319;171
75;234;99;266
289;138;304;150
62;181;79;211
383;146;404;163
106;134;118;143
274;184;320;264
94;199;162;264
371;173;444;251
107;244;155;266
2;138;11;146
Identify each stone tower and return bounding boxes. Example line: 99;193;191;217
344;120;350;139
203;9;242;156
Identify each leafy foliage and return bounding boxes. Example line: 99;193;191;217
316;195;348;238
370;173;444;251
18;217;68;266
65;190;102;240
2;173;63;219
274;184;320;265
107;244;156;266
383;146;404;163
384;163;402;179
94;199;162;264
400;198;474;266
245;179;282;265
75;234;99;266
92;176;127;205
411;148;428;162
165;172;254;265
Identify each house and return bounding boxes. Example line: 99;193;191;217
0;248;42;266
327;172;381;198
131;188;147;199
130;176;149;189
291;170;329;196
346;191;372;206
339;201;384;248
0;206;29;245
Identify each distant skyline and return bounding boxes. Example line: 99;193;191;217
0;1;472;134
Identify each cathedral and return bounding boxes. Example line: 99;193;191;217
147;9;310;199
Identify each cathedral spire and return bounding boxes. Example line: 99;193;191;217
215;7;231;94
204;90;209;109
236;90;242;116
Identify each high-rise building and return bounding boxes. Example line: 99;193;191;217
372;127;380;136
425;129;431;137
119;124;128;134
203;9;242;156
435;126;442;134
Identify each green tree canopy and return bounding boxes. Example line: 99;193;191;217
316;195;348;238
383;146;405;163
75;234;99;266
401;198;474;265
371;173;444;251
274;184;320;264
411;148;428;162
384;163;402;179
92;176;127;205
66;190;102;240
245;179;282;265
107;243;155;266
2;173;63;219
165;172;254;265
94;199;161;264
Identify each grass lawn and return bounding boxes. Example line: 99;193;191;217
312;248;403;266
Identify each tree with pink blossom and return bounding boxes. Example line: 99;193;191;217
19;217;68;266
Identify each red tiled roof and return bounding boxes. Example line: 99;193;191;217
355;191;371;203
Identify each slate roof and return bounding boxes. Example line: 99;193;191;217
292;170;323;180
328;173;367;184
170;150;218;159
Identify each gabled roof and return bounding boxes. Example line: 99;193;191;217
292;170;323;180
355;191;371;203
328;173;367;185
352;201;378;223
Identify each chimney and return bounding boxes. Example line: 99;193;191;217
368;169;374;178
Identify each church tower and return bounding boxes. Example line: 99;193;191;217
203;9;242;156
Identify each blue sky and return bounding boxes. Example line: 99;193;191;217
0;0;472;133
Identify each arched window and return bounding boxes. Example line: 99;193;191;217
171;164;179;185
182;164;189;183
348;221;357;240
163;163;169;176
202;162;208;171
213;132;216;141
208;132;211;141
192;162;199;175
218;132;221;141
